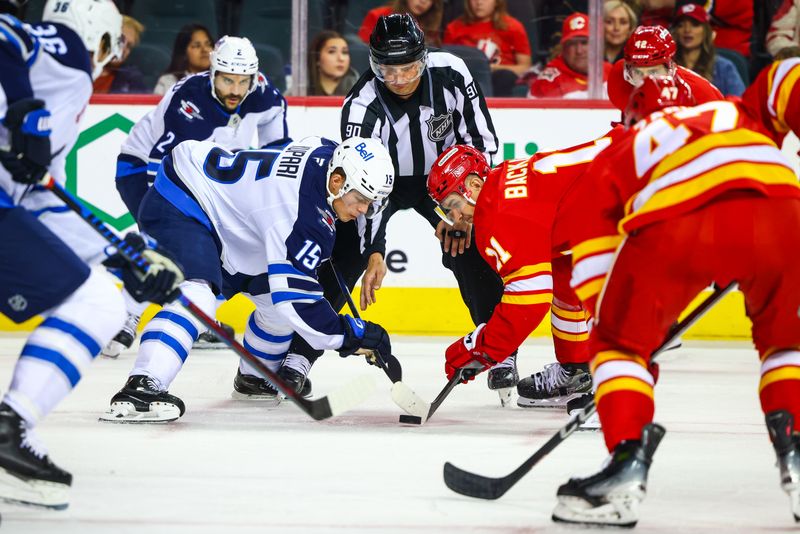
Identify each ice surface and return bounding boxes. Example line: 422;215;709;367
0;335;789;533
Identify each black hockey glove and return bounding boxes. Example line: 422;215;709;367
0;98;52;185
105;232;185;305
338;315;392;361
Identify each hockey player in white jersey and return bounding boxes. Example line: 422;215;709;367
0;0;183;509
100;136;395;422
103;35;290;358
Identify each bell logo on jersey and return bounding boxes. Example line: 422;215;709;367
426;112;454;142
178;100;203;121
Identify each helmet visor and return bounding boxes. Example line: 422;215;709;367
370;56;426;85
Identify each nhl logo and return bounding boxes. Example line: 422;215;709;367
426;113;453;142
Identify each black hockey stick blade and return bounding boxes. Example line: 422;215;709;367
443;401;596;499
442;282;736;498
44;178;376;421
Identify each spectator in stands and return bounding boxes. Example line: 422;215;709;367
154;23;214;95
443;0;532;96
359;0;443;47
604;0;638;63
307;30;359;96
705;0;754;59
767;0;800;57
93;15;147;94
640;0;674;28
671;4;745;96
528;13;611;99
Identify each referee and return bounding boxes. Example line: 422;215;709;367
286;13;519;397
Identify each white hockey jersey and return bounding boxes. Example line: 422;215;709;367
0;15;93;207
157;137;346;347
121;72;288;176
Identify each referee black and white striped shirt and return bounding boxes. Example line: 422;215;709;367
341;50;499;211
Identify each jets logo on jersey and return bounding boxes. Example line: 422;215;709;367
426;112;454;142
317;206;336;233
179;100;203;121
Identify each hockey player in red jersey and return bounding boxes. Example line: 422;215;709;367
607;26;723;113
552;76;800;527
741;57;800;146
426;133;626;409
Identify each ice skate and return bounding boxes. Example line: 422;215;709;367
277;353;313;398
487;354;518;407
567;393;601;431
101;312;140;358
552;422;666;527
766;410;800;521
232;370;281;405
517;362;592;408
99;375;185;423
0;404;71;509
192;321;235;350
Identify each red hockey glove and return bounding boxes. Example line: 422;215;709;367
444;324;499;381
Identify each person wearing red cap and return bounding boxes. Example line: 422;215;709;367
607;25;723;114
528;13;611;99
672;3;745;96
551;75;800;526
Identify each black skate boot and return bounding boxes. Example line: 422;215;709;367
488;353;518;407
766;410;800;521
566;393;601;431
552;422;666;528
0;404;71;509
232;370;280;404
193;321;235;350
277;367;312;398
517;362;592;408
99;375;186;423
101;312;140;358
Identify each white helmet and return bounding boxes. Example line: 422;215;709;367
42;0;122;80
327;137;394;217
210;36;259;101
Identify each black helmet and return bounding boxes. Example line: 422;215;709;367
369;13;426;66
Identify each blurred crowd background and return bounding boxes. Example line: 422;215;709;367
2;0;795;99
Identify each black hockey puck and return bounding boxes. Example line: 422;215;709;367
399;414;423;425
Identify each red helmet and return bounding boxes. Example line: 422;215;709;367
625;75;695;126
427;145;490;205
624;26;676;67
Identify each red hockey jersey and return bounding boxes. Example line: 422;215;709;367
741;58;800;146
567;100;800;313
472;132;625;361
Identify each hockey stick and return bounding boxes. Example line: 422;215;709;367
442;281;737;499
329;258;403;382
394;365;480;425
41;176;375;421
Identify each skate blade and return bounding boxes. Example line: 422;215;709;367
569;411;602;432
0;467;69;510
192;341;228;350
517;392;587;409
496;387;514;407
552;494;640;528
100;340;126;359
785;488;800;522
98;402;181;423
230;391;282;406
